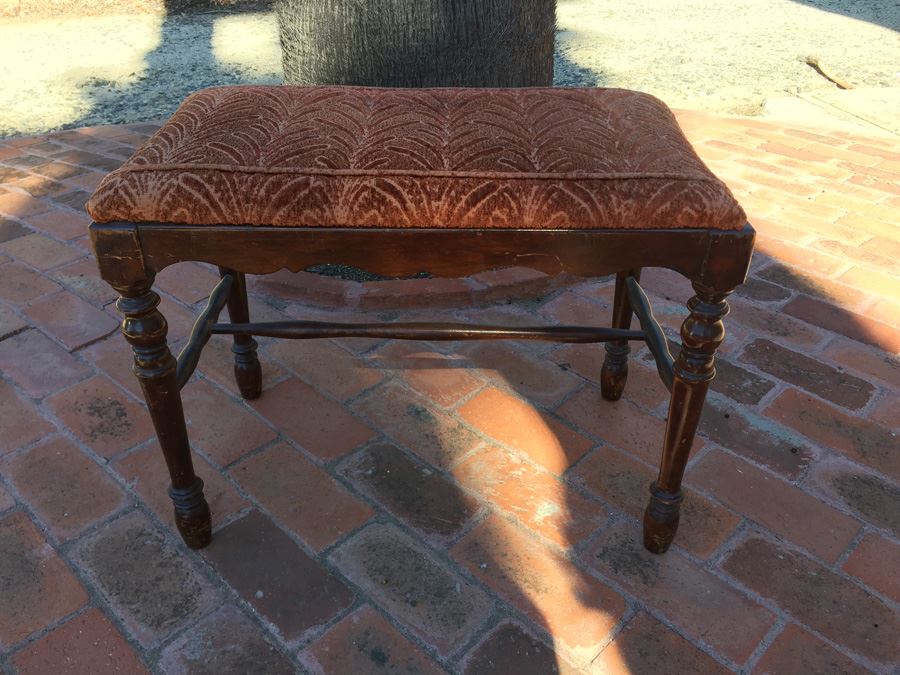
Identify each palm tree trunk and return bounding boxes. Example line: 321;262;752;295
276;0;555;87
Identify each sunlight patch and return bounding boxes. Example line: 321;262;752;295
211;13;281;75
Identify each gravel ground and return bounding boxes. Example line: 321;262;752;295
1;0;898;137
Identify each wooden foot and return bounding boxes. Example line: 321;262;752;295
233;341;262;400
600;343;630;401
601;269;641;401
642;483;683;553
169;479;212;549
642;281;730;554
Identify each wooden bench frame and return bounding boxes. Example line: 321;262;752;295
91;221;755;554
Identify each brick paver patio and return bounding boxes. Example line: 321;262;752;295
0;111;898;674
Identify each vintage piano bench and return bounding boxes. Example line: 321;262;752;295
86;85;754;554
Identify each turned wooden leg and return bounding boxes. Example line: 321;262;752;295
116;280;212;549
601;269;642;401
218;267;262;400
643;282;730;554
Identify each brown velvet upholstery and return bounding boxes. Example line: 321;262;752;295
86;86;746;230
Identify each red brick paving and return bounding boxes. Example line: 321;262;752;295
455;513;626;666
231;441;374;551
11;608;148;675
72;510;222;648
807;460;900;536
300;605;445;674
723;534;899;666
0;232;81;271
49;256;119;306
153;262;220;306
784;294;900;352
340;442;482;542
741;338;874;409
457;386;593;474
0;260;60;303
372;340;482;407
766;388;899;481
0;329;92;397
333;522;492;656
204;510;355;642
589;612;730;675
752;623;872;675
572;445;741;560
458;340;582;407
453;444;607;548
24;291;117;350
559;387;696;466
0;113;897;673
270;337;385;401
0;512;89;648
352;380;482;468
461;621;582;674
3;436;126;541
841;534;900;605
45;375;154;458
0;379;54;454
157;605;295;674
113;440;249;531
690;449;860;563
588;523;776;665
180;378;277;466
251;377;376;460
870;391;900;431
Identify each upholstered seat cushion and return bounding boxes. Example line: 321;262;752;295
86;85;746;230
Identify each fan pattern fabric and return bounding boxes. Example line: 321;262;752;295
86;85;746;230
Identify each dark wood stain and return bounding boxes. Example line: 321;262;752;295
92;220;754;553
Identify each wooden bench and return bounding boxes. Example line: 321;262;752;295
87;85;754;554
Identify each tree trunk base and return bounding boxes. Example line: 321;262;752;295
276;0;556;88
